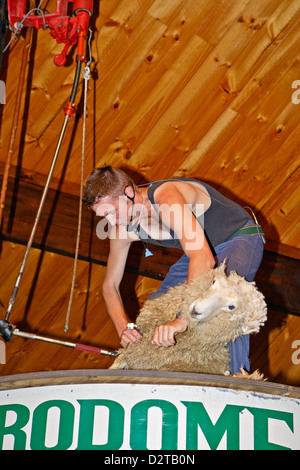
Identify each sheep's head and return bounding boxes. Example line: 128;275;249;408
188;265;243;322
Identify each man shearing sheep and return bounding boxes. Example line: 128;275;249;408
83;165;264;373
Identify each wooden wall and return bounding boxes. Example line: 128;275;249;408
0;0;299;385
1;0;300;256
0;238;299;386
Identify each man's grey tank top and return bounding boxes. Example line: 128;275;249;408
136;178;251;249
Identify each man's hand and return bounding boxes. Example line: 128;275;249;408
120;327;141;348
151;318;188;347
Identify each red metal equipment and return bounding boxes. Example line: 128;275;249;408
6;0;93;66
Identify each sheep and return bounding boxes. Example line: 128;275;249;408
110;263;267;375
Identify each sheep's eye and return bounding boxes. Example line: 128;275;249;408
228;305;235;310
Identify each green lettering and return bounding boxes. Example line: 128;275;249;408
130;399;178;450
77;399;124;450
247;407;294;450
0;404;30;450
30;400;75;450
182;401;243;450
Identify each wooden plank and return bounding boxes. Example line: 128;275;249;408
251;309;300;387
261;167;300;247
255;251;300;317
232;18;300;117
220;0;300;94
266;314;300;386
147;0;184;22
197;0;253;47
173;108;245;177
0;175;299;317
0;162;81;197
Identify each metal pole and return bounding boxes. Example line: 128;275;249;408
5;113;70;321
4;59;82;325
13;329;117;357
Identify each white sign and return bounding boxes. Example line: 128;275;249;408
0;383;299;450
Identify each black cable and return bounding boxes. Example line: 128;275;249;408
70;60;82;103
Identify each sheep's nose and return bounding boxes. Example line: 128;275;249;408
190;306;198;318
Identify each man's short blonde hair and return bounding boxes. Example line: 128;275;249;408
82;165;134;208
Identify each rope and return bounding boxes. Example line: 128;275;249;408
64;63;90;333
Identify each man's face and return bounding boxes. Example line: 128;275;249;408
91;195;129;227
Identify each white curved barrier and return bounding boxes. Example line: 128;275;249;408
0;370;299;450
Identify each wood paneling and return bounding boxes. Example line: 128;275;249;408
1;0;299;254
0;240;299;386
0;0;299;385
0;240;159;375
1;174;299;316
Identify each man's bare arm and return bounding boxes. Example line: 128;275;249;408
151;184;215;346
102;235;141;346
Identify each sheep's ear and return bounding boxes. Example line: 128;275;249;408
215;260;227;276
213;262;229;287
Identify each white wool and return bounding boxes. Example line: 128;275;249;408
110;263;267;375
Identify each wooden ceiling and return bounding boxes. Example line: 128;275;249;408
0;0;299;386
